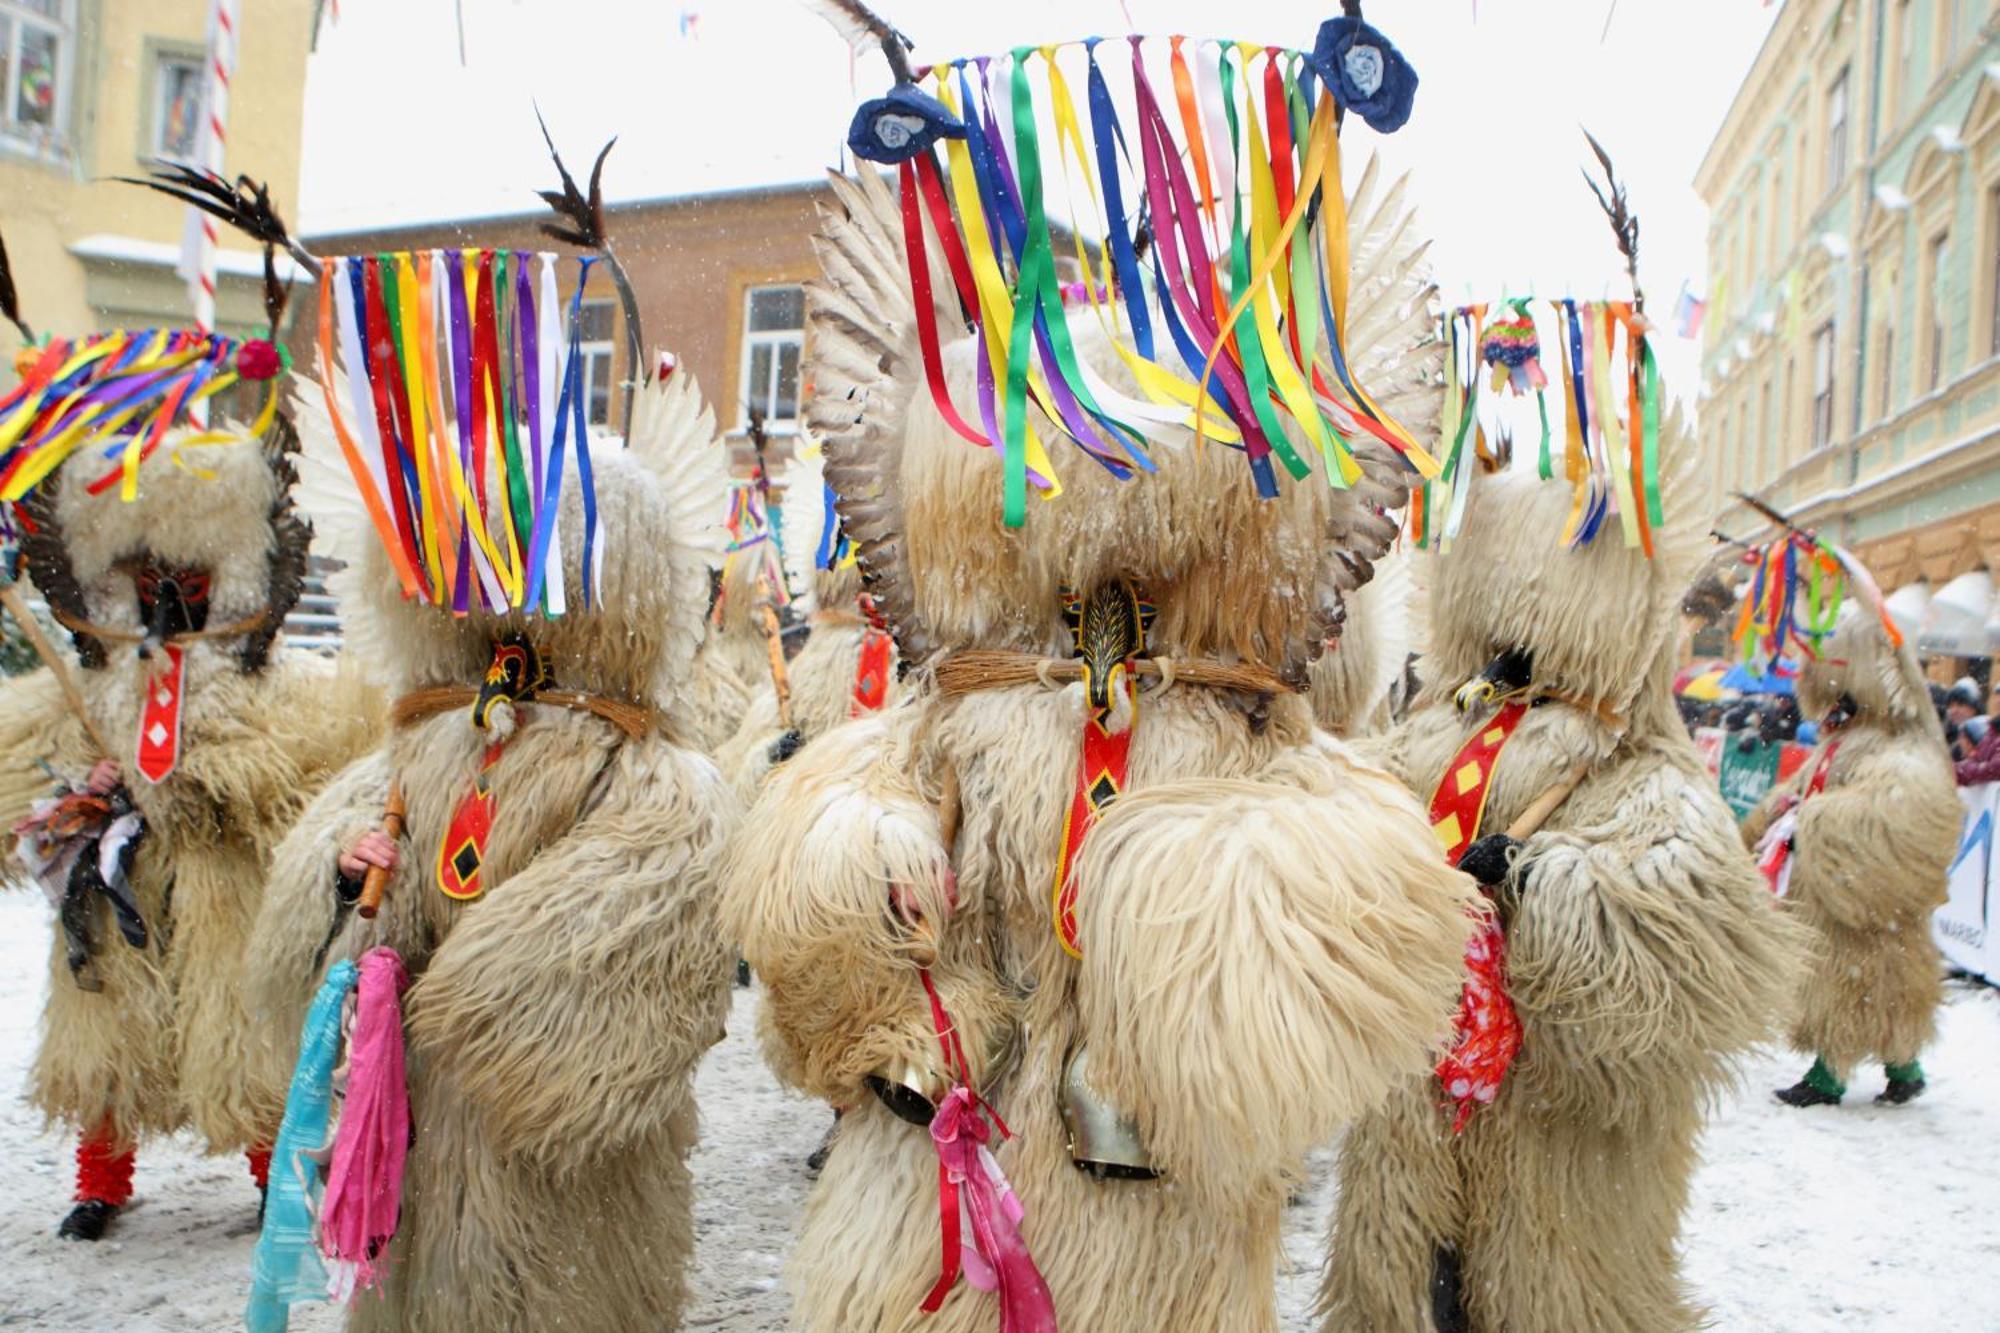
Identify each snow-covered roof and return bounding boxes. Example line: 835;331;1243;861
67;235;308;282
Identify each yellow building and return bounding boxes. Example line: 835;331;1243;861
1699;0;2000;662
1;0;313;374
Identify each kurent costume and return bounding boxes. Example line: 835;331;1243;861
242;230;738;1327
1321;303;1801;1328
725;19;1476;1330
1741;564;1958;1107
0;332;378;1238
718;445;902;799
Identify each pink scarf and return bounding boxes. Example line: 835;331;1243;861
319;947;411;1299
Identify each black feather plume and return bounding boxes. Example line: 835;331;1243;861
115;163;320;336
0;225;31;343
534;108;612;250
533;109;645;440
1580;128;1643;312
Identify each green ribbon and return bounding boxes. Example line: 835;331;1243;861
491;252;533;555
1217;49;1309;484
1639;332;1663;529
1536;390;1552;481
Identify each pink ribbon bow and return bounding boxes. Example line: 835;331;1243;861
923;1086;1057;1332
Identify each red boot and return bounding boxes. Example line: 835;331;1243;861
60;1126;135;1240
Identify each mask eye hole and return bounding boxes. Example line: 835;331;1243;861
134;562;213;638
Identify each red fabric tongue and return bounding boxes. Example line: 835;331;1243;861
135;644;186;783
850;627;895;717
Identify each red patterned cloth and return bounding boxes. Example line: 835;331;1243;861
1427;702;1529;1132
1435;911;1523;1131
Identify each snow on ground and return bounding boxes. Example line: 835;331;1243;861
0;888;1994;1330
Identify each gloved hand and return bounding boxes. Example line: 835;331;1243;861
767;728;806;766
1457;834;1524;890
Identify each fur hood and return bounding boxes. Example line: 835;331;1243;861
21;419;309;676
300;372;727;718
1417;409;1705;736
807;161;1442;686
1798;600;1943;739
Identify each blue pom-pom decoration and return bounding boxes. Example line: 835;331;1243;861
1308;17;1418;134
846;82;967;164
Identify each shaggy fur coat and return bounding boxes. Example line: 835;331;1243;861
722;167;1474;1333
1322;452;1802;1333
717;561;901;800
0;434;380;1154
1741;607;1957;1079
246;376;737;1331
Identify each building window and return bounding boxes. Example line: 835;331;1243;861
1880;314;1897;420
1937;0;1962;75
741;284;805;427
151;51;204;162
1988;187;2000;358
577;298;617;429
1824;69;1849;198
1926;229;1950;391
0;0;69;151
1783;356;1798;459
1736;401;1752;489
1757;377;1775;481
1811;322;1836;449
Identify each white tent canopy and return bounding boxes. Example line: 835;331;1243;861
1920;570;1994;656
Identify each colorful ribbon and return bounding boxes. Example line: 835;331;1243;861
884;39;1423;526
314;250;602;616
1411;298;1663;558
0;330;266;505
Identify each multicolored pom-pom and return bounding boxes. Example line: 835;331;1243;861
1481;310;1547;395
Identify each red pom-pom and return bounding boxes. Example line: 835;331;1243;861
236;339;284;381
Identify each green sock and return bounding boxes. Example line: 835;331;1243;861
1804;1056;1845;1098
1885;1059;1925;1084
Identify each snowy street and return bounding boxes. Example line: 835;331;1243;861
0;890;1994;1331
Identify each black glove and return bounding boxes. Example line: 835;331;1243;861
1458;834;1524;890
767;728;806;767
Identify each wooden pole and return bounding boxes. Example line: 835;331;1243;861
356;780;405;920
0;583;114;758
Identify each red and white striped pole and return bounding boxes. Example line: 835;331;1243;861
181;0;236;423
184;0;236;334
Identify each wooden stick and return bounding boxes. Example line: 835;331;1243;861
0;582;114;758
760;602;793;729
1504;761;1591;841
356;781;405;920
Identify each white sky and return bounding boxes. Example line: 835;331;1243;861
298;0;1782;393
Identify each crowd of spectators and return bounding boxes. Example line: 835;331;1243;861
1941;677;2000;785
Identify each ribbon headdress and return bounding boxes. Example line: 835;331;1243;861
1412;132;1667;558
829;0;1433;528
0;171;305;509
167;124;660;620
1725;493;1901;674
